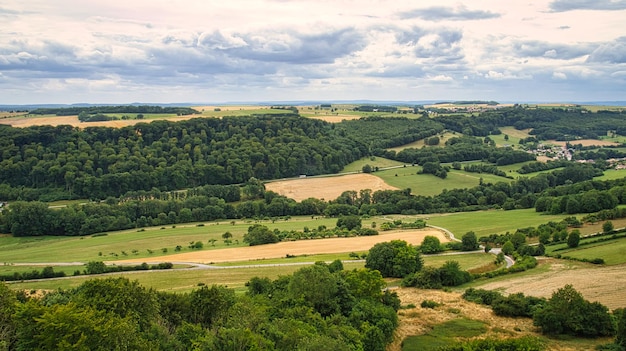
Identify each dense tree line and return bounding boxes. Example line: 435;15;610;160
0;263;401;350
29;105;199;116
389;136;535;166
436;106;626;140
4;165;626;237
0;114;366;200
335;116;444;150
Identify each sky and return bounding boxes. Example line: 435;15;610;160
1;0;625;104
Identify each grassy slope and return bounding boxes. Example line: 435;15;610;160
546;236;626;265
373;167;511;197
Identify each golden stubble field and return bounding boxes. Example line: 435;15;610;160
476;258;626;310
116;228;448;265
265;173;398;202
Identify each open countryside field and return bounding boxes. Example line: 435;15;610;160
546;236;626;265
545;139;620;147
386;131;461;153
115;228;448;265
474;258;626;310
341;156;405;173
375;167;511;197
0;105;290;128
392;287;613;351
265;173;398;201
5;248;494;294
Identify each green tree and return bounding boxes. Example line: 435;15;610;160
190;285;235;329
0;283;16;351
72;277;159;331
438;260;472;287
362;164;373;173
510;232;526;250
14;303;147;351
567;229;581;248
501;241;515;255
336;215;362;230
420;235;443;254
243;224;279;246
602;220;614;233
365;240;422;278
616;308;626;348
288;264;342;317
533;284;614;337
461;231;479;251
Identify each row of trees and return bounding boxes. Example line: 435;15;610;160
0;262;401;350
4;166;625;237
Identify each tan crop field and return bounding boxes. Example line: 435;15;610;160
265;173;398;201
0;114;203;128
116;228;448;265
475;258;626;310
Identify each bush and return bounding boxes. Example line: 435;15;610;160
421;300;440;309
533;284;614;337
365;240;422;278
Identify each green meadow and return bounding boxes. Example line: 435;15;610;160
341;156;405;173
546;236;626;265
374;167;511;196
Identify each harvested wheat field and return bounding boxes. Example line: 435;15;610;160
265;173;398;202
0;114;203;128
116;228;447;265
477;258;626;310
307;114;363;123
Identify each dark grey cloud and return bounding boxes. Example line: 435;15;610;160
398;6;500;21
512;40;595;60
213;28;367;64
586;37;626;63
549;0;626;12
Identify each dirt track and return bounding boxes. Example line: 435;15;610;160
115;228;447;265
265;173;398;202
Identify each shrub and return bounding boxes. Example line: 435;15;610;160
421;300;440;309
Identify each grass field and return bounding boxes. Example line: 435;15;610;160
546;236;626;265
386;131;461;153
402;318;488;351
374;167;511;197
341;156;406;173
4;251;497;293
595;169;626;181
423;208;570;238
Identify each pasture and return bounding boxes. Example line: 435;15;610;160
374;167;511;197
340;156;405;173
547;236;626;265
386;131;461;153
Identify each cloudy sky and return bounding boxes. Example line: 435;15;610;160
1;0;625;104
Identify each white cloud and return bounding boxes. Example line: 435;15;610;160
0;0;625;103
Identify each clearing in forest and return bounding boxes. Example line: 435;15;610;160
265;173;398;202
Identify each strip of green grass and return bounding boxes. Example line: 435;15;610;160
341;156;405;173
374;168;511;197
595;169;626;181
424;208;570;238
547;237;626;265
402;318;488;351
